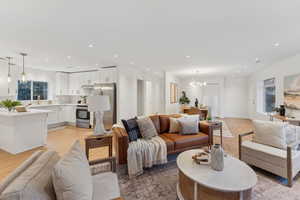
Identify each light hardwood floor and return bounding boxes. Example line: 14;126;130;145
0;118;253;181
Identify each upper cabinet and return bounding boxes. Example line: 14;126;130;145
98;68;117;83
55;68;118;96
55;72;69;95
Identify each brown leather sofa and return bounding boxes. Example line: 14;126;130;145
113;114;213;165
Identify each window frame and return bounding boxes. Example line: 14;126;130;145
17;80;49;101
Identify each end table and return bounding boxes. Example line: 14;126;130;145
201;121;223;147
85;134;113;160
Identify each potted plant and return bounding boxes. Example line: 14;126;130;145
0;99;22;112
179;91;190;110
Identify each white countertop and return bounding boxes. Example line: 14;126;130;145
0;109;51;117
28;104;82;108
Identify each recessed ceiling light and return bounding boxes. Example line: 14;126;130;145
113;54;119;58
67;56;71;59
274;42;280;47
130;61;135;65
185;55;191;59
88;44;94;48
255;58;261;63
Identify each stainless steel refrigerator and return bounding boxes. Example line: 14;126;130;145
93;83;117;131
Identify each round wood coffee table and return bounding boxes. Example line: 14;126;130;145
177;149;257;200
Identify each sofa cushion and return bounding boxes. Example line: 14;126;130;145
149;115;160;134
159;134;175;153
136;117;158;140
92;172;120;200
159;114;182;133
0;150;60;200
52;141;93;200
121;117;141;141
253;120;288;150
163;133;208;150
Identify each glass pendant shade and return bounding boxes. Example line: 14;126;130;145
20;53;27;82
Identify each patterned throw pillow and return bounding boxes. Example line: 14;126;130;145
136;117;158;140
169;117;181;133
122;117;141;142
177;116;199;135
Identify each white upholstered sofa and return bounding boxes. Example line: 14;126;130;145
0;150;121;200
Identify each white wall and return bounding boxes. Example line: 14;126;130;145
0;62;56;101
165;72;180;114
178;76;249;118
248;53;300;120
117;67;164;121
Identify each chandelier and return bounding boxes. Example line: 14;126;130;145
189;70;207;87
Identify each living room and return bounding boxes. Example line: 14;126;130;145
1;1;300;200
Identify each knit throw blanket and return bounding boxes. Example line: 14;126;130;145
127;136;167;178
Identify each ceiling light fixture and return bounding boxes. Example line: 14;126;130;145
6;57;13;83
189;70;207;87
185;55;191;59
88;44;94;48
20;53;27;82
255;58;261;63
274;43;280;47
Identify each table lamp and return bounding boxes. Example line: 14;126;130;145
88;95;110;135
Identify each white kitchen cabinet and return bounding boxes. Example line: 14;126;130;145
98;68;117;83
56;72;69;95
59;105;76;123
69;73;81;95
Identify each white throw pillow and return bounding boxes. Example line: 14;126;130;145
52;140;93;200
253;120;288;150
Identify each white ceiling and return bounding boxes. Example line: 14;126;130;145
1;0;300;77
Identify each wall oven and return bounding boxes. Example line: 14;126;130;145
76;105;91;128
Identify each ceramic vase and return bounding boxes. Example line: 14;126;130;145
210;144;224;171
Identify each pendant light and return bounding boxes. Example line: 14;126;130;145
6;57;12;83
20;53;27;82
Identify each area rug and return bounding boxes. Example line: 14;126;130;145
118;160;300;200
213;120;233;138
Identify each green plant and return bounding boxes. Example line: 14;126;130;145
179;91;190;105
207;117;212;121
0;99;22;111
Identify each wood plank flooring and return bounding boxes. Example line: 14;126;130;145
0;118;254;181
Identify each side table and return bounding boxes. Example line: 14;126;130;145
85;134;113;160
201;121;223;147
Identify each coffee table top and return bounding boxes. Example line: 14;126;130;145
177;149;257;192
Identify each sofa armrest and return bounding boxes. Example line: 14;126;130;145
89;157;117;174
112;126;129;165
238;131;254;160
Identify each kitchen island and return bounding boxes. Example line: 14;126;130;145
0;109;50;154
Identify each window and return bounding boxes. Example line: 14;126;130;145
17;81;31;100
33;81;48;100
17;81;48;101
263;78;276;113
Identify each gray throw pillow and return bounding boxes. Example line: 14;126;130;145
178;116;199;135
136;117;158;139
